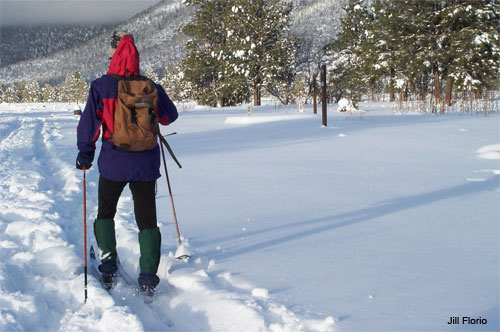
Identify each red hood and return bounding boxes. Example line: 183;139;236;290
107;35;140;77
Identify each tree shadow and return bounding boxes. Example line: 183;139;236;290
206;176;499;260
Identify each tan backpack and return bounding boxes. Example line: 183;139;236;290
110;75;159;151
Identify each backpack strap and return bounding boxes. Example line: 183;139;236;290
106;73;123;81
106;73;150;82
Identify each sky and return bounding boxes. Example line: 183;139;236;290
0;0;160;26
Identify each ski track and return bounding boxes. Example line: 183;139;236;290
0;105;335;332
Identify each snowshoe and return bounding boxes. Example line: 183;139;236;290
98;260;118;290
138;285;155;303
90;246;118;291
101;272;117;290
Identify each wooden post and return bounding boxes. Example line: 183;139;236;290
253;84;261;106
389;68;395;102
445;77;453;107
321;65;327;127
313;74;317;115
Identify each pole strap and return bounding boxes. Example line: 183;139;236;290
157;128;182;169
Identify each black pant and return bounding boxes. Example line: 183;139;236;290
97;175;157;231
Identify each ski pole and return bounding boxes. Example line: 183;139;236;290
157;128;190;259
159;140;182;246
83;166;88;303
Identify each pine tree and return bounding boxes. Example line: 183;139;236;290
41;83;57;103
332;0;374;104
161;66;190;101
364;1;438;105
59;77;70;102
292;74;308;111
159;69;170;95
228;0;296;106
74;72;88;104
369;0;414;101
442;0;500;96
22;80;41;102
327;50;357;103
17;80;27;102
371;0;499;106
405;1;448;106
144;67;159;82
61;72;87;103
0;83;3;104
327;0;499;108
53;85;63;102
4;85;19;104
182;0;295;107
182;0;241;107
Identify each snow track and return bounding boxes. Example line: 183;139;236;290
0;113;83;332
0;104;335;331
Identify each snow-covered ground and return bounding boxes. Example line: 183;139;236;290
0;101;498;332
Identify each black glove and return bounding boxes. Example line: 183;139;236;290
76;151;95;170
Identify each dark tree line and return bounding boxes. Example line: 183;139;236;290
328;0;499;111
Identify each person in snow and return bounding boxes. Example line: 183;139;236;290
75;31;178;296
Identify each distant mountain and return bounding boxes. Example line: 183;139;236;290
290;0;347;71
0;25;110;67
291;0;346;41
0;0;346;85
0;0;192;84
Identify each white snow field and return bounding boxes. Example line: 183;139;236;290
0;101;498;332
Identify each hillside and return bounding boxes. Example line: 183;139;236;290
0;0;346;85
0;25;109;67
0;0;192;84
291;0;346;72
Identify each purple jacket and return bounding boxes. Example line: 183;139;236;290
76;75;178;182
